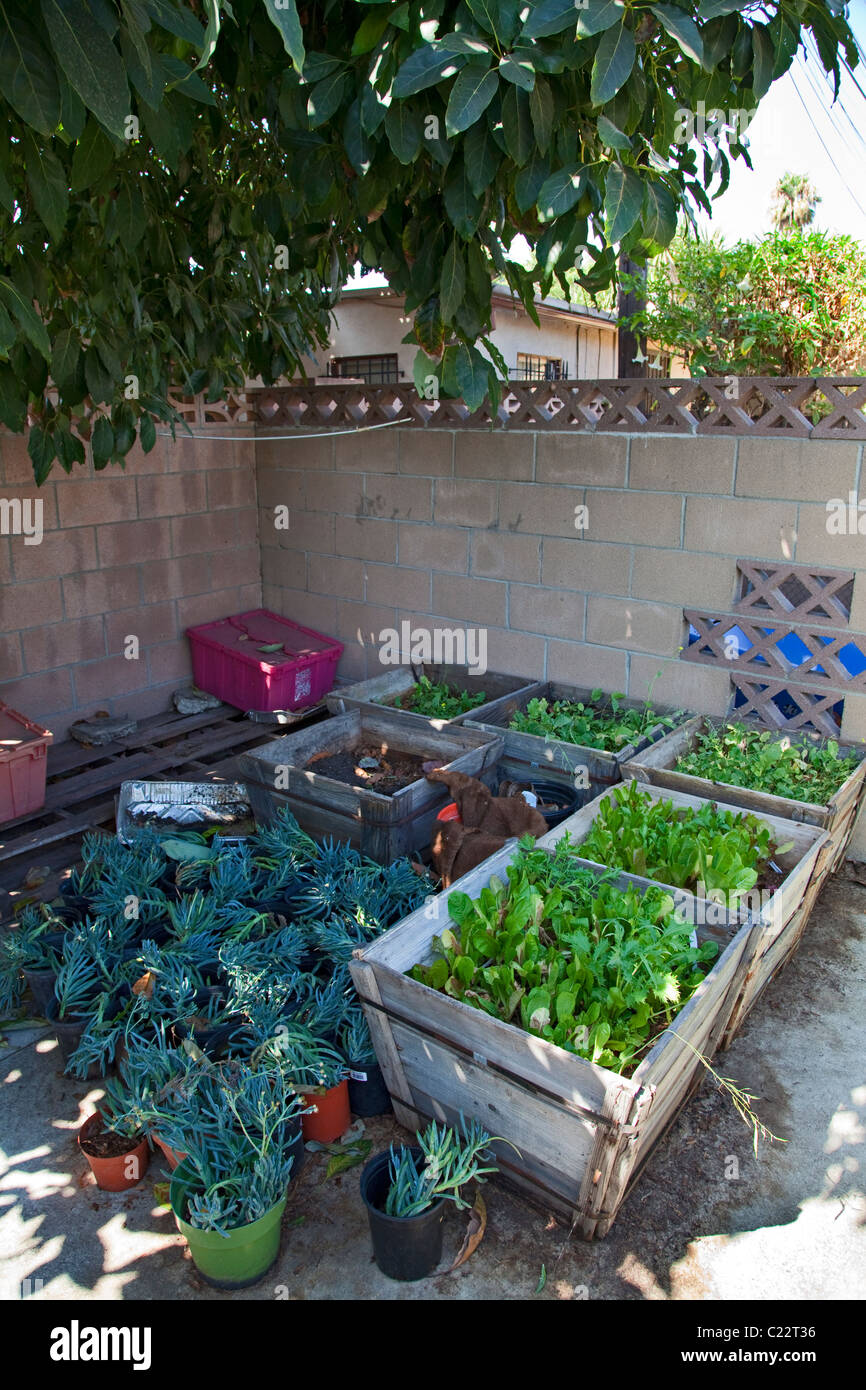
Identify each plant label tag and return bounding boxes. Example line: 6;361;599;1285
348;1069;367;1082
689;929;698;949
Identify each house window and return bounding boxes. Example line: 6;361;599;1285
646;352;671;378
330;354;401;384
512;353;566;381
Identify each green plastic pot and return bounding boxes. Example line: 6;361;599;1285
169;1160;287;1289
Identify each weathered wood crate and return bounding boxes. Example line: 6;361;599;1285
540;782;832;1048
621;714;866;879
464;681;691;792
237;707;502;862
326;664;537;730
350;841;759;1238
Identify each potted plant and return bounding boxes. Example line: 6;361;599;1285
77;1073;151;1193
46;934;113;1069
340;1008;391;1118
360;1117;502;1281
165;1060;301;1288
252;1019;350;1143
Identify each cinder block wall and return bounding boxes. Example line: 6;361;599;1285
0;427;260;740
257;427;866;854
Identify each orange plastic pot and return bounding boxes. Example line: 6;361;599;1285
436;802;461;823
300;1080;351;1143
152;1133;187;1171
78;1112;149;1192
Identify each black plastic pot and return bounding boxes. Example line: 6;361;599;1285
525;781;580;830
23;967;57;1016
348;1061;392;1118
282;1115;306;1179
360;1148;445;1282
172;1013;247;1059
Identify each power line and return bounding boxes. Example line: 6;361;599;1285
788;65;866;221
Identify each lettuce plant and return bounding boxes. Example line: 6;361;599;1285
409;839;719;1074
510;688;680;752
387;675;486;720
579;781;790;907
675;723;862;805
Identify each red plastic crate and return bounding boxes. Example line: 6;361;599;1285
0;703;53;823
186;609;343;712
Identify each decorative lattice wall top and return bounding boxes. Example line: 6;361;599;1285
728;676;846;738
735;562;855;626
245;378;866;436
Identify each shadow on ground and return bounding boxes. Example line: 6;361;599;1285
2;875;864;1302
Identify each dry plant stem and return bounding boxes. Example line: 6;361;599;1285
669;1031;787;1158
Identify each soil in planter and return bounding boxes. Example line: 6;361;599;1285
305;743;436;795
79;1127;144;1160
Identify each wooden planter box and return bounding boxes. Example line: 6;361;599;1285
237;707;502;862
464;681;691;793
326;664;538;730
621;715;866;879
539;782;832;1046
351;841;756;1238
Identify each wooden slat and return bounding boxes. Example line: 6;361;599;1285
355;960;615;1118
389;1020;598;1175
325;665;538;730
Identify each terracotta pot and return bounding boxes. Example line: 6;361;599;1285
152;1133;187;1171
78;1112;149;1192
300;1080;351;1143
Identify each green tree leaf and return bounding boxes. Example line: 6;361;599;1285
642;180;677;249
41;0;130;137
90;414;114;468
454;343;490;411
445;64;498;137
604;164;644;242
590;20;636;106
650;5;705;67
0;363;27;432
751;24;774;100
23;130;68;238
501;84;534;165
440;238;466;322
393;43;467;98
0;278;51;359
0;24;61;133
536;163;587;220
597;113;632;149
523;0;582;40
139;412;156;454
499;56;535;91
529;75;554;153
307;71;348;128
577;0;627;38
385;103;423;164
70;119;115;190
51;328;81;390
444;158;483;238
28;424;56;485
262;0;305;75
464;120;500;196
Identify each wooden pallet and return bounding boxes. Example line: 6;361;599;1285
0;701;327;919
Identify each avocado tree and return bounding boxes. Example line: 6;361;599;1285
0;0;857;480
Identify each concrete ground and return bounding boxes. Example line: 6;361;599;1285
1;872;864;1303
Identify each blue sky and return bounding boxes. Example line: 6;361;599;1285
700;4;866;245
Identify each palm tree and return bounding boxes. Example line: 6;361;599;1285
769;173;822;230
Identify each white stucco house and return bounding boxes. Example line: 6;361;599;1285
293;271;679;385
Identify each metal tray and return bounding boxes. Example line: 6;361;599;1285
116;779;255;844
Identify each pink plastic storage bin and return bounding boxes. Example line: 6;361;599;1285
0;702;53;823
186;609;343;712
